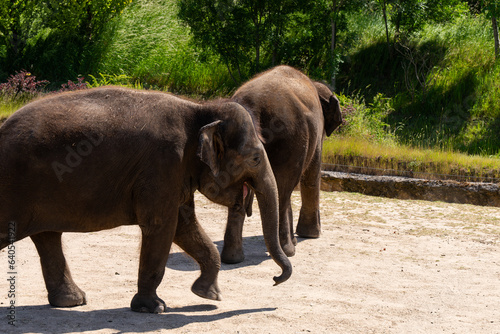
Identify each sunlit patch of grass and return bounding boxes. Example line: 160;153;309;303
322;136;500;182
0;100;25;120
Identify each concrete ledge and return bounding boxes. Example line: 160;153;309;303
321;171;500;207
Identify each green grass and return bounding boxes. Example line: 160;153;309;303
341;13;500;156
0;92;40;120
0;101;24;120
96;0;236;97
323;136;500;182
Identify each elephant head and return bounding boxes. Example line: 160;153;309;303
313;82;342;136
196;101;292;285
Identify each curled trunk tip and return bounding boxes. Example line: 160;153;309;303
272;257;292;285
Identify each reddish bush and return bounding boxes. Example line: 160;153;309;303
0;70;49;96
58;77;88;92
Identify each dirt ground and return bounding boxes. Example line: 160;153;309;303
1;190;499;334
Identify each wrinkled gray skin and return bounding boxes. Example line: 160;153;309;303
0;86;292;313
221;65;342;263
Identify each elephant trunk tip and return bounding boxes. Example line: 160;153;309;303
272;262;292;286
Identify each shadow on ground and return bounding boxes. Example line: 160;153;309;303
5;304;276;333
167;235;308;272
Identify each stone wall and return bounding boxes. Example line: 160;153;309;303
321;171;500;207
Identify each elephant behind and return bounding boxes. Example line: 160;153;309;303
221;65;342;263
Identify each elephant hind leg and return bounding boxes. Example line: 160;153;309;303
221;207;246;264
296;149;322;238
30;232;86;307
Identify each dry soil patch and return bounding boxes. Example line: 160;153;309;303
1;191;499;333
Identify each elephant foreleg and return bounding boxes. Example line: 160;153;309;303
175;202;221;301
30;232;86;307
131;220;176;313
221;207;246;264
296;149;322;238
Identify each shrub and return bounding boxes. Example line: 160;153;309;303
0;70;49;97
58;77;89;92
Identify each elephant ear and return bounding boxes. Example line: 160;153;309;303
314;82;343;137
323;94;342;136
198;120;224;177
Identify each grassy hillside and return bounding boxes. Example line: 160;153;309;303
338;13;500;157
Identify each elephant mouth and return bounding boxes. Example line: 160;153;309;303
243;182;249;201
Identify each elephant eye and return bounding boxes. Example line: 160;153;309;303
249;154;261;167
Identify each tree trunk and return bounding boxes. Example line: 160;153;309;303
85;5;93;41
11;30;19;58
254;14;262;73
225;62;238;86
8;24;24;70
255;31;260;73
272;24;282;67
272;41;277;66
492;15;500;59
330;0;338;89
382;0;390;54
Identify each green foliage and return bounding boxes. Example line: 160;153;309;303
177;0;251;82
86;73;136;88
97;0;234;96
380;0;466;40
0;0;132;82
477;0;500;18
335;92;396;144
177;0;303;82
337;8;500;156
0;70;87;119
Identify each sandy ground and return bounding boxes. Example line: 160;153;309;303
1;190;499;334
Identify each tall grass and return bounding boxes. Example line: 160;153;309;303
96;0;235;96
0;100;24;120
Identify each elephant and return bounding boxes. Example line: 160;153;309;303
0;86;292;313
221;65;342;264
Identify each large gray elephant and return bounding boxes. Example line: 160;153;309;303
221;65;342;263
0;86;292;313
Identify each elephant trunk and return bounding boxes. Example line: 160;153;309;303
253;156;292;285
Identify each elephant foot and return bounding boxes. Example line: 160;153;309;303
131;294;167;313
191;276;222;301
281;241;296;257
48;285;87;307
221;245;245;264
296;223;321;238
296;210;321;238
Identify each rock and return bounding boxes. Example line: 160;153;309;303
320;171;500;207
